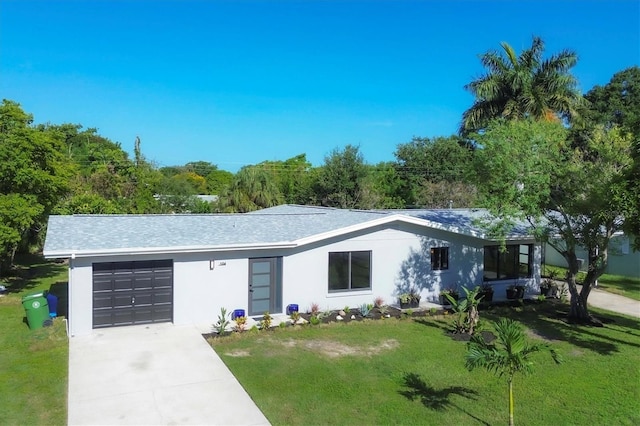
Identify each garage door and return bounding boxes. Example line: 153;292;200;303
92;260;173;328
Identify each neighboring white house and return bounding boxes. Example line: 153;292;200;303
43;205;542;336
544;234;640;278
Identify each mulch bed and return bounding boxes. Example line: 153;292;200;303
299;305;448;324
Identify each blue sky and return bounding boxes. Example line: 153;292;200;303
1;0;638;172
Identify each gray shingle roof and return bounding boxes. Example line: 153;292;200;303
43;204;533;258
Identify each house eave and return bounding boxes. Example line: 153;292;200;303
42;211;537;260
42;241;298;259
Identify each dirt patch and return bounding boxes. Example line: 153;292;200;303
280;338;399;358
225;349;251;357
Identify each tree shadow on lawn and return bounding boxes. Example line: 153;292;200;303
414;317;452;333
399;372;488;425
483;301;640;356
2;254;66;294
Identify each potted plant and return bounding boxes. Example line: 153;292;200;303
439;287;459;305
477;284;494;303
398;288;421;309
506;284;525;300
539;279;553;297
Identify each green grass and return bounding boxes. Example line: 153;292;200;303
0;254;68;425
594;274;640;301
211;303;640;425
544;265;640;301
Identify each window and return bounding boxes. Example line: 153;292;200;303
483;244;532;280
328;251;371;292
430;247;449;270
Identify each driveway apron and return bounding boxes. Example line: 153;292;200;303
68;323;270;425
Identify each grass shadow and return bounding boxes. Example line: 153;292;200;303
414;317;451;332
482;300;640;356
2;254;66;294
399;373;488;425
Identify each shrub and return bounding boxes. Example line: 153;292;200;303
378;305;389;317
213;307;230;334
374;296;384;308
359;303;373;317
309;303;320;315
234;315;247;332
260;312;272;330
290;310;301;325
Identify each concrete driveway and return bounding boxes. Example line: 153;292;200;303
68;323;270;425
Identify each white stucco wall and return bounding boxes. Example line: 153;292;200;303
66;224;540;336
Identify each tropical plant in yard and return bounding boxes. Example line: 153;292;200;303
465;318;562;426
289;310;301;326
359;303;373;317
445;286;482;335
460;36;582;135
234;315;247;332
260;311;272;330
213;307;230;334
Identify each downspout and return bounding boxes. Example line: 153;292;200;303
68;252;75;337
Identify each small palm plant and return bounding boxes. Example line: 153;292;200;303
465;318;562;426
445;286;482;335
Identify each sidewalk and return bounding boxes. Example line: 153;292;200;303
578;285;640;318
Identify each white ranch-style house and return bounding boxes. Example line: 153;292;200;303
43;205;542;336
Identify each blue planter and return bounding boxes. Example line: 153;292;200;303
286;304;299;315
232;309;246;320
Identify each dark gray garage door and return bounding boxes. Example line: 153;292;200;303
92;260;173;328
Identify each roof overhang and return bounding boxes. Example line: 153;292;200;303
43;212;535;260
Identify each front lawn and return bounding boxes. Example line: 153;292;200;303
0;255;68;425
594;274;640;301
210;303;640;425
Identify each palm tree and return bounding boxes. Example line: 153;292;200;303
460;36;583;135
218;167;283;212
465;318;561;426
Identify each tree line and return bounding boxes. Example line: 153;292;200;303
1;37;638;323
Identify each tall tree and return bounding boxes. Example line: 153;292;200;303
394;136;476;207
460;36;582;135
466;318;561;426
0;100;70;271
473;119;634;322
359;162;405;209
217;167;283;213
581;67;640;247
255;154;313;204
584;66;640;134
314;145;369;209
184;161;219;179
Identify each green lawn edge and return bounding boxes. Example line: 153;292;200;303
0;255;69;426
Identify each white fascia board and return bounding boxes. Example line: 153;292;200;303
42;241;297;259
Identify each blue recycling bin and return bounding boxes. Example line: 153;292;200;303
45;291;58;318
286;304;299;315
